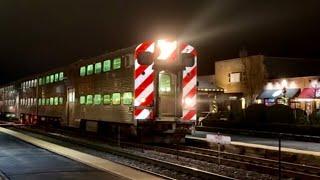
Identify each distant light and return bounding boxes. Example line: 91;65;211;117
272;90;282;97
265;82;273;90
157;40;177;60
241;97;246;109
281;79;288;88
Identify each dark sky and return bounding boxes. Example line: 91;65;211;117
1;0;320;85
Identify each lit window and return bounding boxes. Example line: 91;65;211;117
39;78;42;86
43;77;46;84
59;97;63;104
103;94;111;104
229;72;241;83
46;98;50;105
42;98;46;105
50;75;54;83
80;96;86;104
54;73;59;82
86;95;93;104
54;97;59;105
95;62;102;74
80;66;86;76
159;73;171;93
38;98;42;106
94;94;102;104
87;64;94;75
112;93;121;105
50;97;54;105
103;60;111;72
122;92;133;105
59;72;64;81
113;58;121;70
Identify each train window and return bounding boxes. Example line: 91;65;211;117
112;93;121;105
95;63;102;74
94;94;102;105
54;73;59;82
159;73;171;93
103;60;111;72
80;96;86;104
54;97;59;105
59;97;63;104
59;72;64;81
103;94;111;104
42;98;46;105
80;66;86;77
87;64;94;75
122;92;133;105
50;97;54;105
113;58;121;70
86;95;93;105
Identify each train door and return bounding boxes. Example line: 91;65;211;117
158;71;177;120
66;88;75;126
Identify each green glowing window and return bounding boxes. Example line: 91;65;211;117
59;72;64;81
54;73;59;82
122;92;133;105
112;93;121;105
42;98;46;105
113;58;121;70
38;98;42;106
50;97;54;105
95;62;102;74
80;66;86;76
42;77;46;84
50;75;54;83
86;95;93;105
54;97;59;105
94;94;102;105
103;60;111;72
159;73;171;93
39;78;42;86
46;98;50;105
103;94;111;105
59;97;63;104
87;64;93;75
80;96;86;105
46;76;50;84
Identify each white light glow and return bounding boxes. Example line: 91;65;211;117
281;79;288;88
265;82;273;90
157;40;177;60
272;90;282;97
241;97;246;109
289;81;297;89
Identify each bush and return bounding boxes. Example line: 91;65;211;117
245;104;267;123
266;104;294;124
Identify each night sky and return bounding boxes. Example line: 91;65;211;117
1;0;320;85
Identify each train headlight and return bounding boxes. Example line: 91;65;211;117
156;40;177;60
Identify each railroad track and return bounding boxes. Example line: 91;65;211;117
12;126;232;180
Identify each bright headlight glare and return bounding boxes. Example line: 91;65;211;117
157;40;177;60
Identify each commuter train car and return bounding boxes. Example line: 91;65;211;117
0;39;197;137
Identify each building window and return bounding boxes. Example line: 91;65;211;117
46;76;50;84
80;66;86;76
42;98;46;105
59;72;64;81
39;78;42;86
50;75;54;83
95;62;102;74
103;60;111;72
113;58;121;70
50;97;54;105
229;72;241;83
80;96;86;105
112;93;121;105
46;98;50;105
42;77;46;85
59;97;63;105
87;64;94;75
103;94;111;105
94;94;102;105
38;98;42;106
54;73;59;82
54;97;59;105
122;92;133;105
86;95;93;105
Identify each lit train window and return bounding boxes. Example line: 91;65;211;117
59;97;63;104
94;94;102;104
50;97;54;105
103;60;111;72
80;66;86;76
80;96;86;104
122;92;133;105
87;64;94;75
112;93;121;105
159;73;171;93
95;63;102;74
54;73;59;82
86;95;93;105
103;94;111;105
54;97;59;105
59;72;64;81
113;58;121;70
50;75;54;83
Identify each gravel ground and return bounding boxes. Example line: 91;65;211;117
16;128;287;180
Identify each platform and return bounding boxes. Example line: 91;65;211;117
0;127;162;180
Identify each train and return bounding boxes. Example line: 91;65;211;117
0;39;197;139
